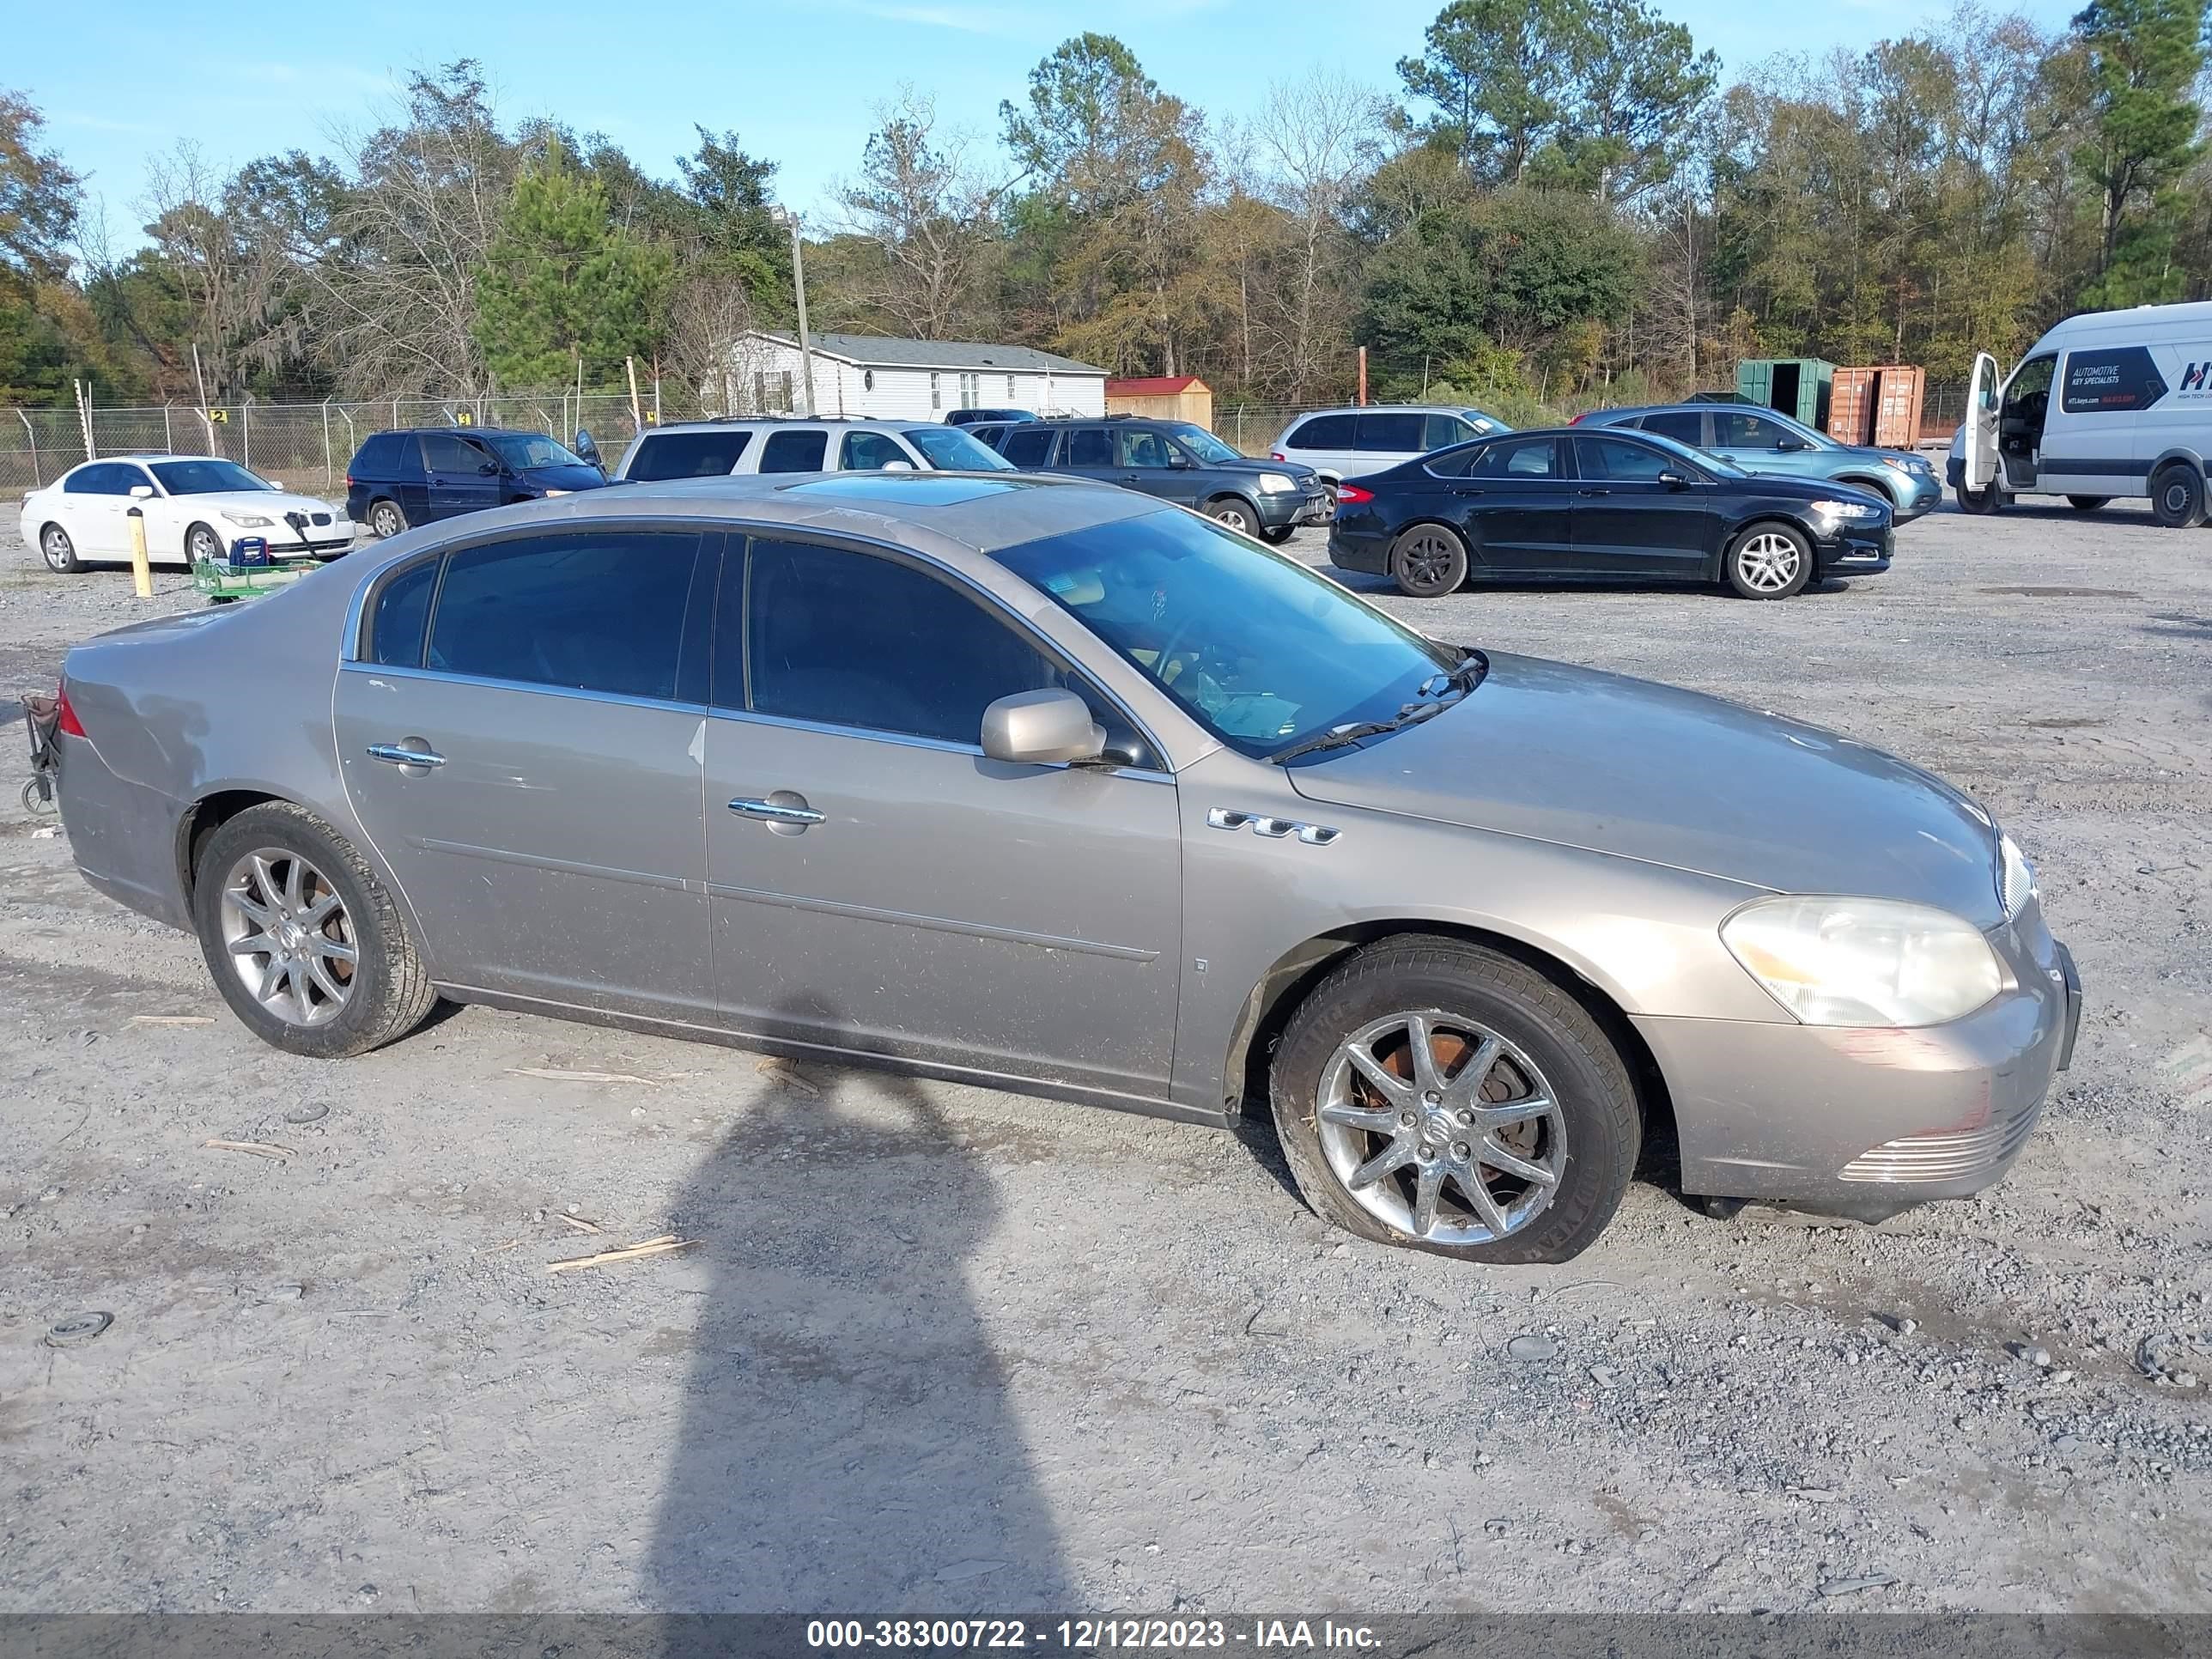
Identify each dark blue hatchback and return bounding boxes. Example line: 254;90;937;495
345;428;605;538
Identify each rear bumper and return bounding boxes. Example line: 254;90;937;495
54;732;191;932
1327;525;1391;575
1636;906;2076;1218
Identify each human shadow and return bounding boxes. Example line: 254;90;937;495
642;1000;1071;1612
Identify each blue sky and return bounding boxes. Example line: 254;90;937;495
26;0;2078;243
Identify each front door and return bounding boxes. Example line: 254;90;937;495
418;431;501;520
703;535;1182;1102
333;526;717;1020
1705;409;1810;477
1116;426;1203;507
1568;434;1718;576
1996;354;2057;491
1964;351;2002;492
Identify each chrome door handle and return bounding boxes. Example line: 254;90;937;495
729;795;824;826
366;743;445;769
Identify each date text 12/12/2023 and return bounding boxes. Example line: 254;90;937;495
805;1618;1382;1650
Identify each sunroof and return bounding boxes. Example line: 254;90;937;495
781;473;1025;507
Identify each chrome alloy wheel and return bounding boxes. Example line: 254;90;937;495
186;524;222;562
1735;532;1802;593
40;526;75;571
218;848;357;1027
1316;1010;1566;1245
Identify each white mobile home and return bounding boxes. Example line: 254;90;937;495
722;331;1108;421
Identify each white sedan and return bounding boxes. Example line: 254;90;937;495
19;455;355;574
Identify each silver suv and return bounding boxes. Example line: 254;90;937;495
1273;405;1511;484
615;418;1012;481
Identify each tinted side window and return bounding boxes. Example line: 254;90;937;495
1422;414;1473;450
422;433;489;472
1642;410;1705;445
841;430;908;471
758;429;829;472
1468;437;1559;479
1119;428;1172;467
743;540;1060;745
65;464;129;495
1714;412;1788;449
1001;427;1056;466
351;434;398;475
368;558;440;667
1576;436;1675;482
425;532;701;701
1355;412;1425;452
1288;414;1355;449
1065;428;1112;467
628;430;751;480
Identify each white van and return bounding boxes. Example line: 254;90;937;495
1952;300;2212;525
1271;405;1510;486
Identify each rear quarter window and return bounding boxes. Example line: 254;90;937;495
627;430;752;480
351;434;404;475
1287;414;1355;449
758;429;830;472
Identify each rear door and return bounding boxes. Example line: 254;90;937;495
1054;424;1117;485
1569;434;1719;575
999;425;1059;470
702;534;1182;1099
1963;352;2002;491
1283;412;1357;477
1638;409;1710;450
1353;410;1426;470
419;432;501;520
60;464;134;556
1430;435;1576;573
753;428;831;474
332;526;718;1020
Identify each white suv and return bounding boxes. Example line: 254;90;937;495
614;418;1012;481
1270;405;1510;485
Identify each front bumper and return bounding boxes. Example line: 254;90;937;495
1634;902;2077;1219
1892;469;1943;520
1259;486;1334;531
1814;522;1893;577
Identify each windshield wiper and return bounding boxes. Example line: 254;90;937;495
1267;698;1445;765
1413;648;1489;702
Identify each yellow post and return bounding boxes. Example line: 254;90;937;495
126;506;152;599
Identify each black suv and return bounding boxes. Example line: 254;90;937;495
344;428;606;537
983;416;1331;543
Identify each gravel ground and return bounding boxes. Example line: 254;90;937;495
1;502;2207;1615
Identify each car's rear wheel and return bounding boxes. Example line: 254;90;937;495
2149;463;2207;529
40;524;81;574
1206;496;1259;536
185;522;222;565
1259;524;1296;545
1387;524;1468;598
1955;483;2004;514
1270;936;1639;1264
1724;521;1812;599
368;499;407;538
192;802;438;1060
2067;495;2111;512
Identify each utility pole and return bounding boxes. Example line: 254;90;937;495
1357;347;1368;408
773;207;816;416
191;343;216;452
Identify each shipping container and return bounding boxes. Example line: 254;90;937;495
1871;365;1925;449
1828;368;1878;445
1737;357;1837;429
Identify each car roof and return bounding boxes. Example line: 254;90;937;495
1286;405;1492;420
641;416;928;433
367;427;543;437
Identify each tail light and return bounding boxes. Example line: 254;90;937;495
1335;483;1375;506
1567;412;1587;425
343;474;355;489
1269;450;1286;462
56;683;86;738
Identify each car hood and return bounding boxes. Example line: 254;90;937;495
178;489;346;521
1287;651;2005;926
518;464;608;491
1723;469;1891;510
1215;456;1319;485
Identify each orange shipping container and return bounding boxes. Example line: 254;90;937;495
1871;365;1925;449
1828;368;1878;445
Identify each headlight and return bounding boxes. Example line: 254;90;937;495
1883;454;1933;477
1257;472;1298;494
1998;831;2037;919
542;489;571;497
1721;896;2003;1027
222;513;273;528
1809;498;1883;522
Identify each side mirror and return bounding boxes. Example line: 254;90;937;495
478;460;500;475
981;689;1104;766
882;459;916;472
1167;452;1191;469
574;428;603;467
1776;437;1807;453
1657;470;1691;489
129;483;155;500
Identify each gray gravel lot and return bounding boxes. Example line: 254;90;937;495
1;503;2207;1614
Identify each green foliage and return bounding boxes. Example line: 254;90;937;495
2069;0;2208;301
472;143;673;390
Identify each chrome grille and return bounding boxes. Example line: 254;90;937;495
1840;1103;2041;1184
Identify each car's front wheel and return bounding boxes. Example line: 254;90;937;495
1271;937;1640;1263
1259;524;1296;545
40;524;81;574
185;522;222;565
192;802;439;1060
1955;483;2005;514
1723;521;1812;599
1387;524;1468;598
1206;495;1260;536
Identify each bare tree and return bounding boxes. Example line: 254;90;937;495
1250;69;1384;399
664;268;757;410
833;88;1009;339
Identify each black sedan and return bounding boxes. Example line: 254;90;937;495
1328;427;1894;600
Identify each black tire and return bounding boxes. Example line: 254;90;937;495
185;522;222;565
1387;523;1469;598
1955;483;2005;514
1836;477;1895;508
2067;495;2111;512
191;801;439;1060
2149;464;2207;529
1259;524;1297;545
39;523;81;574
1270;936;1639;1264
1206;495;1261;537
368;498;408;538
1723;520;1813;599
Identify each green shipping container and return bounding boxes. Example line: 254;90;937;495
1736;358;1837;429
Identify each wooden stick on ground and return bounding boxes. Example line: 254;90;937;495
202;1138;295;1160
545;1236;697;1274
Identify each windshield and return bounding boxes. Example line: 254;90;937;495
1164;422;1243;465
148;459;274;495
482;433;586;469
902;426;1014;471
996;507;1454;757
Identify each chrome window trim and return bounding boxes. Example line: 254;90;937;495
338;659;709;719
702;703;1173;783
